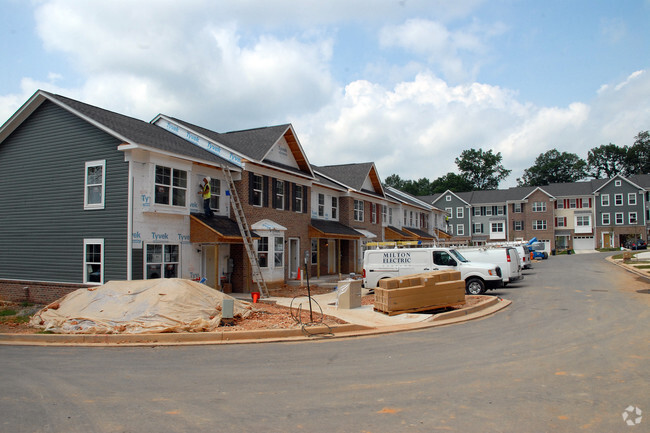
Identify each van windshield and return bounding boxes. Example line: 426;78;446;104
449;249;469;263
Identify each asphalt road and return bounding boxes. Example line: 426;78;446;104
1;253;648;433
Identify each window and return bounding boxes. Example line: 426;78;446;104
354;200;364;222
318;193;325;217
615;213;624;225
388;208;393;225
456;207;464;218
408;210;413;226
404;210;408;225
582;198;590;208
569;199;577;209
576;215;590;226
146;244;179;279
513;221;524;231
274;180;285;210
556;217;566;227
602;213;610;225
332;197;338;219
382;205;387;223
491;222;504;233
274;237;284;267
473;207;480;216
293;184;303;212
257;237;269;267
615;180;622;187
311;239;318;264
252;174;263;207
514;203;522;213
532;202;546;212
155;165;187;207
486;207;492;216
473;223;483;234
456;224;464;235
629;212;638;224
209;178;221;211
496;206;504;216
533;220;547;230
84;160;105;209
445;208;452;218
446;195;452;201
601;194;610;206
83;239;103;284
556;200;564;209
628;193;637;206
614;194;623;206
372;204;378;224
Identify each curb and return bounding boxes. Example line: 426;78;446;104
0;296;511;347
606;255;650;281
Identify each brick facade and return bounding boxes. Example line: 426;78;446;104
0;280;88;305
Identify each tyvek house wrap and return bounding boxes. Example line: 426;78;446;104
30;279;251;334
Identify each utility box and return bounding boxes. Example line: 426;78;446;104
337;279;362;309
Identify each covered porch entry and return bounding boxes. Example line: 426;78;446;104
309;219;363;278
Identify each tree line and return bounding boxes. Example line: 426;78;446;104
385;130;649;196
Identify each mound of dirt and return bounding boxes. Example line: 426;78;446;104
30;279;252;334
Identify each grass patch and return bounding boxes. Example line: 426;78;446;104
632;265;650;269
0;309;17;317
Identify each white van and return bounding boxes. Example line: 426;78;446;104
457;247;523;285
363;247;503;295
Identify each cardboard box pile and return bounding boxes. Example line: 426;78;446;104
374;270;466;316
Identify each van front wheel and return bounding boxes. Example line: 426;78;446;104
466;278;485;295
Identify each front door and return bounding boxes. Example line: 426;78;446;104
328;240;337;274
603;233;611;248
288;238;299;279
203;245;217;288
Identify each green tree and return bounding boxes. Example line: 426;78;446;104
517;149;588;186
455;148;511;190
383;174;406;190
429;172;474;193
587;143;628;178
625;130;650;175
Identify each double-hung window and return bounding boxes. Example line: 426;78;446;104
252;175;263;207
155;165;187;207
146;244;179;279
514;203;522;213
318;193;325;217
209;178;220;211
602;213;610;225
293;185;303;212
532;202;546;212
257;237;269;267
628;193;637;206
491;222;504;233
533;220;547;230
274;237;284;267
614;194;623;206
83;239;104;284
372;204;378;224
354;200;364;222
456;224;464;235
332;197;338;219
456;207;464;219
629;212;638;224
513;221;523;231
615;213;624;225
601;194;610;206
576;215;590;227
274;180;285;210
473;223;483;234
84;160;106;210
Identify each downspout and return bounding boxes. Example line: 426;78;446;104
127;160;133;280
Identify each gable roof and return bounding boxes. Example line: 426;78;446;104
429;189;471;206
593;173;645;193
522;186;555;200
314;162;385;198
0;90;239;168
384;186;433;211
154;115;314;178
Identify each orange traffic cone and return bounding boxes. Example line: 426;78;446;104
296;267;301;280
251;292;260;303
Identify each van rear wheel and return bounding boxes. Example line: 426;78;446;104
466;278;485;295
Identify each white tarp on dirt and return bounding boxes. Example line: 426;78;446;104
30;279;251;334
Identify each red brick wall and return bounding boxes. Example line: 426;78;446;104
339;197;383;237
0;280;87;304
518;191;555;249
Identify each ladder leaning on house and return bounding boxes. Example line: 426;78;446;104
221;165;269;298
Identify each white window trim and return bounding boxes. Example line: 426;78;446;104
456;207;464;218
602;213;610;225
533;220;547;230
446;195;451;201
456;224;464;235
601;194;609;206
614;193;623;206
628;193;637;206
83;238;104;285
354;199;364;222
615;212;624;225
145;243;180;279
629;212;638;224
252;174;263;207
615;180;622;186
84;160;106;210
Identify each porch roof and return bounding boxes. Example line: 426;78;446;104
309;219;363;239
190;214;259;243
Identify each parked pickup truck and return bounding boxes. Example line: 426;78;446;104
363;247;503;295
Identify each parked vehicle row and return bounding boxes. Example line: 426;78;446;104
624;238;647;250
363;244;534;296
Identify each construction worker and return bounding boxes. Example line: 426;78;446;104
199;177;213;217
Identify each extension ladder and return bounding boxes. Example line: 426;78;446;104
221;166;269;298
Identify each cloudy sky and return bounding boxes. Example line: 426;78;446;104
2;0;649;187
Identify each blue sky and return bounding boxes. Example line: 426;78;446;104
1;0;649;187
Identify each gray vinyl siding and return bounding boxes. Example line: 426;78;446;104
595;181;644;227
0;101;129;283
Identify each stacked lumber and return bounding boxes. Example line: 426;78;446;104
374;270;466;316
